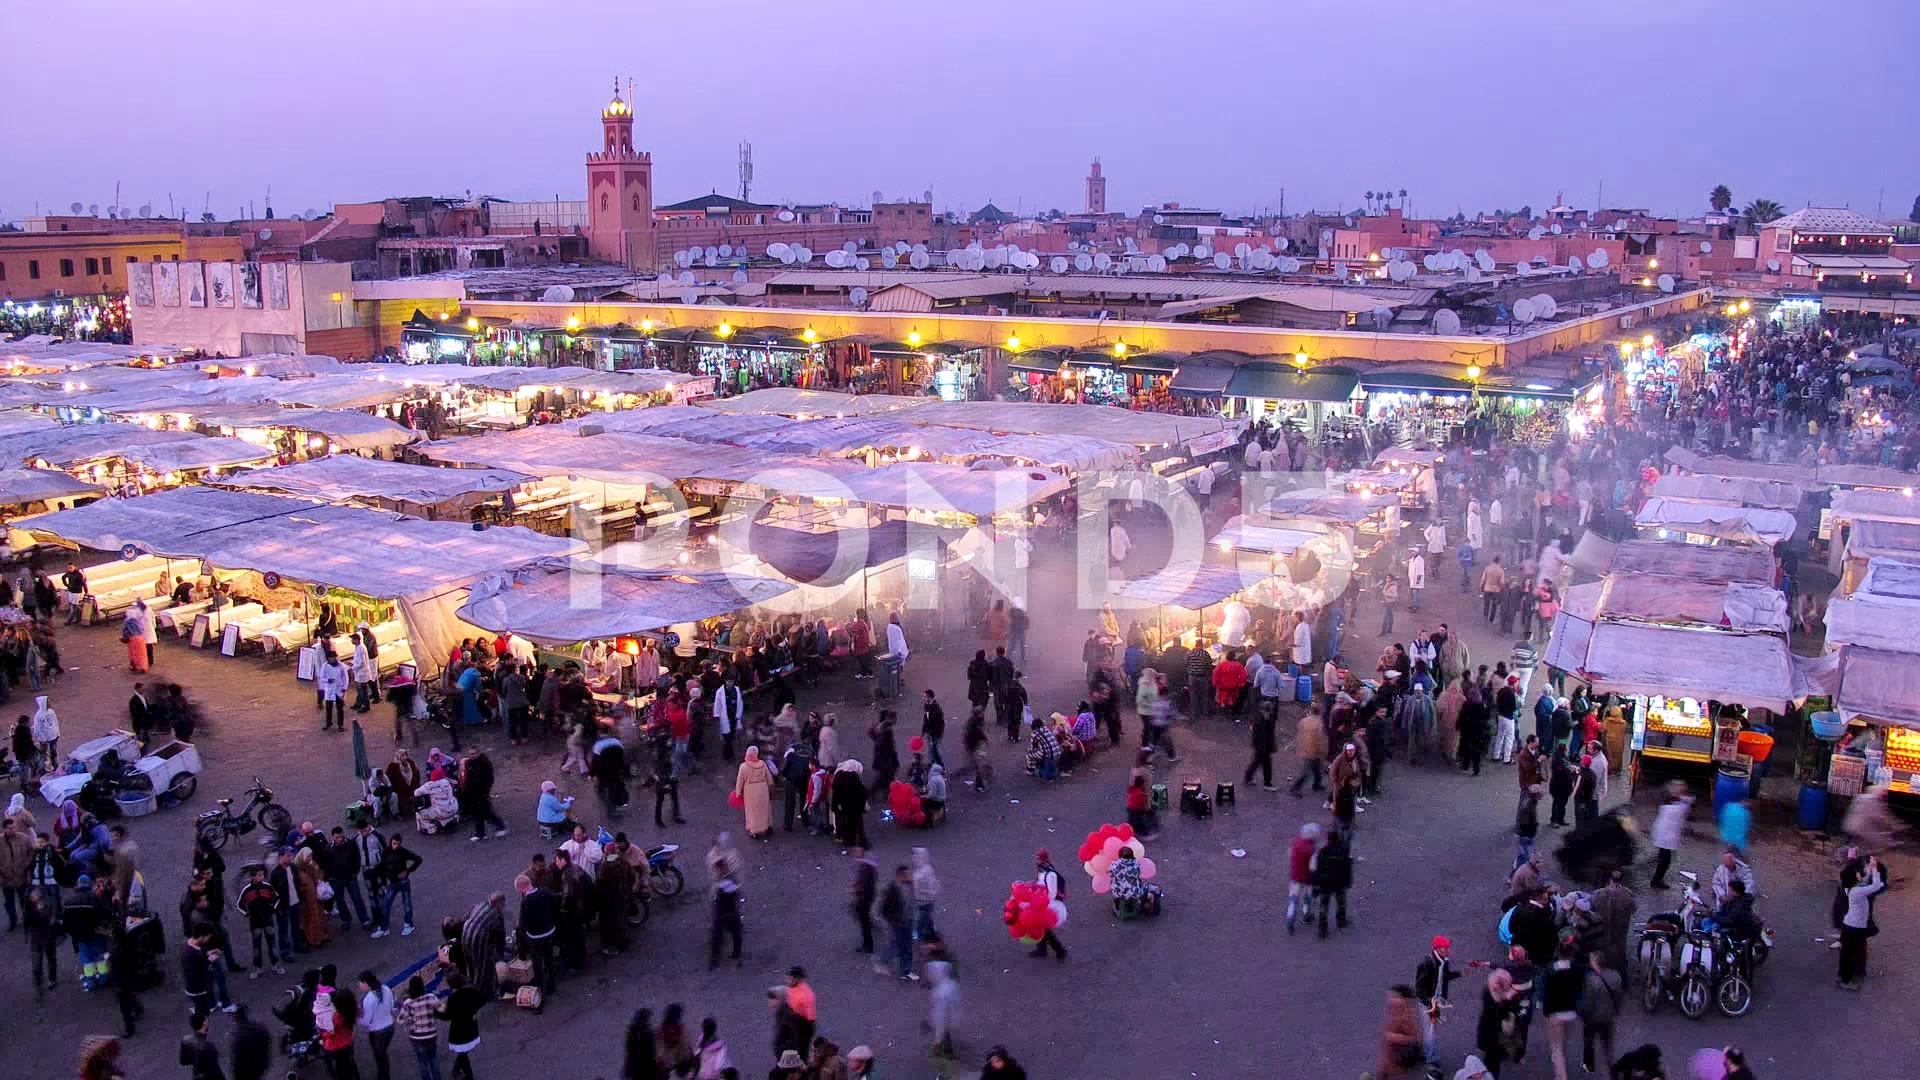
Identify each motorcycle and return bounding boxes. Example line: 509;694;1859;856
1637;872;1709;1013
195;777;293;851
644;842;685;898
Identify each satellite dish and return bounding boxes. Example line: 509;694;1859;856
1123;237;1139;252
895;241;910;254
795;246;813;263
1698;241;1712;253
909;250;930;270
1433;309;1462;335
1234;242;1251;258
657;272;675;283
680;290;698;305
258;227;272;240
1193;243;1212;259
1276;238;1290;251
674;249;690;268
1550;223;1562;235
1149;254;1167;272
1465;265;1482;283
912;243;927;254
1371;307;1394;331
777;209;795;222
1388;261;1410;282
1570;256;1585;271
1630;233;1651;245
880;251;898;269
842;241;858;253
68;201;83;213
1050;256;1068;274
87;203;99;215
1251;250;1274;270
703;246;719;265
1475;250;1495;271
850;287;868;306
1073;253;1093;272
855;257;871;271
824;250;844;268
1514;263;1531;277
768;242;790;258
678;270;695;285
1093;252;1112;271
983;248;1004;270
718;244;733;258
304;209;318;219
1344;216;1354;227
1766;258;1781;272
540;285;576;303
1587;248;1610;269
732;269;748;283
1212;252;1232;270
1527;226;1545;241
1657;274;1675;293
1534;294;1558;318
138;203;153;217
1422;254;1440;272
778;250;796;265
1319;229;1334;245
1513;298;1537;323
1153;213;1166;225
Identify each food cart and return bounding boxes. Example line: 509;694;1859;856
1369;446;1443;508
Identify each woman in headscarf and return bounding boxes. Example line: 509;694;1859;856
385;748;422;817
455;661;484;727
5;792;35;835
598;837;637;956
120;602;151;673
815;713;841;770
830;761;868;848
733;746;774;839
921;764;948;825
1435;678;1466;763
291;847;330;948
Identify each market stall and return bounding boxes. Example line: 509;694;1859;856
1543;613;1798;787
1115;560;1257;651
456;557;794;645
1646;474;1805;512
1634;497;1797;547
1835;520;1920;594
208;456;536;520
1558;572;1790;633
1223;362;1360;433
0;467;102;519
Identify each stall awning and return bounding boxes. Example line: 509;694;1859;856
1063;351;1119;370
1823;598;1920;654
1119;353;1183;375
1559;573;1790;633
1635;497;1796;546
457;558;794;646
1605;539;1775;584
1224;363;1359;402
1210;520;1325;556
1262;486;1399;523
1115;561;1251;610
743;518;958;586
1543;613;1799;712
1168;365;1235;397
210;457;534;507
1648;474;1804;512
0;468;101;508
1359;370;1473;394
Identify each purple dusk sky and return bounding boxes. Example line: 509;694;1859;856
5;0;1915;223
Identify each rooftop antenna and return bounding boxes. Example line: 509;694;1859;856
264;183;274;220
737;141;753;202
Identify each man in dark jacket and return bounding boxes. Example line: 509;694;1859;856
371;834;424;938
780;742;813;832
921;690;946;768
987;648;1017;742
463;751;508;840
1311;827;1353;938
849;847;877;955
180;1010;226;1080
514;872;559;998
229;1004;273;1080
320;828;370;931
235;865;284;976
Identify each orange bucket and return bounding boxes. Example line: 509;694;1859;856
1736;730;1774;763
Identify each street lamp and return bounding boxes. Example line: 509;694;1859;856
1465;363;1482;380
1005;334;1021;351
1293;350;1309;368
716;322;734;338
906;330;923;347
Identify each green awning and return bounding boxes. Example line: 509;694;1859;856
1358;370;1473;394
1063;351;1119;369
1224;363;1359;402
1008;354;1065;375
1169;364;1235;397
1121;352;1184;375
920;341;981;356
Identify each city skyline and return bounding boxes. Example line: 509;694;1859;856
4;0;1916;224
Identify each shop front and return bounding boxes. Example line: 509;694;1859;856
399;311;473;362
1223;362;1360;432
1119;352;1183;411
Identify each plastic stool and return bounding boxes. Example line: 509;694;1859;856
1215;781;1236;808
1150;782;1169;810
1191;792;1212;819
1179;782;1204;816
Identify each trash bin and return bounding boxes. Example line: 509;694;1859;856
1798;780;1829;831
877;652;903;700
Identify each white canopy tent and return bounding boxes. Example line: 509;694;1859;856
906;400;1225;449
0;468;101;509
209;457;534;511
1663;447;1822;490
1828;487;1920;527
1635;497;1797;546
14;487;580;672
191;408;419;452
1559;573;1790;633
1647;474;1804;512
698;388;936;418
456;559;795;646
1542;613;1799;712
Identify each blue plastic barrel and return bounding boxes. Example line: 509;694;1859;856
1713;766;1750;815
1798;781;1829;831
1295;674;1313;703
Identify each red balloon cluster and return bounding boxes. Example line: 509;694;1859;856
887;780;926;827
1002;881;1059;943
1076;822;1136;863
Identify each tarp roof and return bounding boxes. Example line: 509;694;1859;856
699;388;935;418
906;400;1225;448
1844;519;1920;561
1635;497;1796;545
1262;487;1399;523
1115;561;1252;610
194;408;419;451
15;486;579;599
1543;613;1799;711
0;468;101;508
1855;557;1920;602
1373;447;1446;467
1647;474;1804;512
210;457;534;507
1816;463;1918;491
1211;519;1326;556
0;424;259;471
1560;573;1790;633
1822;597;1920;654
1825;646;1920;729
744;517;956;586
113;436;275;473
456;559;793;645
1663;447;1821;489
1604;539;1774;583
1828;487;1920;526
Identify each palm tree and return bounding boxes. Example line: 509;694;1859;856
1743;198;1785;226
1363;190;1375;213
1709;184;1733;212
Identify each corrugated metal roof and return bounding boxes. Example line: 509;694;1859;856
1768;207;1894;236
1160;285;1411;318
762;270;975;290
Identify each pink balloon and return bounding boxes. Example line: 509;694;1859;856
1138;857;1157;880
1091;872;1112;894
1101;836;1125;860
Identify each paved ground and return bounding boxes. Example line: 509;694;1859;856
7;524;1919;1079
